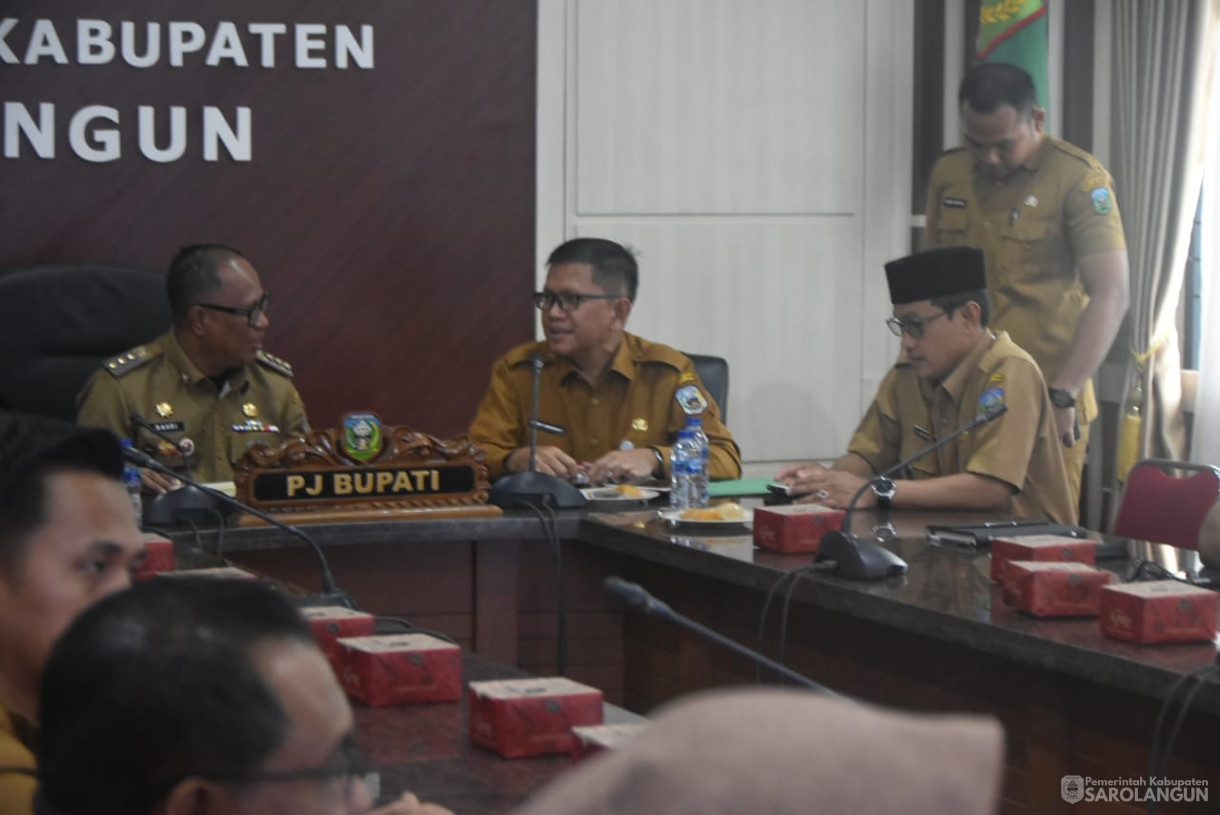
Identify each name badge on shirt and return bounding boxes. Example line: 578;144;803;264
232;420;280;433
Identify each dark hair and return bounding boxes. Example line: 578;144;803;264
931;288;991;327
0;412;123;571
36;578;314;815
166;244;245;325
958;62;1038;117
547;238;639;303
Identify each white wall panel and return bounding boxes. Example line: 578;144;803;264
539;0;913;464
574;0;865;215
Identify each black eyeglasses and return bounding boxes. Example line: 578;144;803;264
208;737;370;790
197;293;271;327
533;291;620;313
886;311;946;340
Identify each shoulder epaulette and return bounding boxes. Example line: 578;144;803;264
1047;138;1105;170
102;346;154;378
632;338;689;372
256;351;294;378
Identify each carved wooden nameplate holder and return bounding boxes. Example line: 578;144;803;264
232;420;500;524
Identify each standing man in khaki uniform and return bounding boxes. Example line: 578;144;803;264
77;244;310;488
925;62;1129;510
469;238;741;485
776;247;1075;525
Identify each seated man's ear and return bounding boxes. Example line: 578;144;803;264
612;298;632;326
162;778;232;815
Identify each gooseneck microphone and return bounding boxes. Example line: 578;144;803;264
815;402;1009;580
488;352;588;509
129;412;223;525
122;445;352;607
604;577;845;698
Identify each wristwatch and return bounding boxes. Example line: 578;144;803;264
872;477;897;510
650;447;665;475
1048;387;1077;408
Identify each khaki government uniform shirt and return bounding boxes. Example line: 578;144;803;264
924;135;1128;428
847;331;1076;525
0;703;36;815
77;330;310;483
469;333;741;482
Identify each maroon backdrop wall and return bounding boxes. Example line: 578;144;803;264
0;1;537;437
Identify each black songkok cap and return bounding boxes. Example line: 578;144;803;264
884;246;986;305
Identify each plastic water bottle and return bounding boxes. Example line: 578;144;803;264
120;439;142;524
669;428;698;511
685;417;710;509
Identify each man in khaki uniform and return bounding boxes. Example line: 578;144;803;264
776;247;1075;525
77;244;310;487
925;62;1129;510
469;238;741;484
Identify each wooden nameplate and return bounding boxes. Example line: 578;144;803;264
231;422;500;522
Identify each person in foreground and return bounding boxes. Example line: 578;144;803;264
0;412;145;815
925;62;1129;508
78;243;310;491
776;246;1076;525
469;237;741;485
35;578;450;815
510;686;1004;815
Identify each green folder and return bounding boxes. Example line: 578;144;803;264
708;478;775;498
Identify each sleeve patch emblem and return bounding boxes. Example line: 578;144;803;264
1091;187;1113;215
675;385;708;415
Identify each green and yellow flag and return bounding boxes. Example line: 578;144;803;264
977;0;1050;118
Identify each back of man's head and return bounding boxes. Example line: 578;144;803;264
958;62;1039;116
166;244;245;325
547;238;639;303
36;578;314;815
0;411;123;572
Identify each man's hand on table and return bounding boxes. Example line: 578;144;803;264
774;463;871;510
587;448;659;486
506;445;582;479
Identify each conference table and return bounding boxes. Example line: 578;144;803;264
175;499;1220;814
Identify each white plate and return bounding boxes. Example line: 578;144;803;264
658;508;754;527
581;487;662;503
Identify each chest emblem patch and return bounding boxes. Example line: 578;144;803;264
242;402;260;418
675;385;708;415
1023;195;1038;207
631;417;649;432
154;402;174;418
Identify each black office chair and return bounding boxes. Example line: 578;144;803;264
685;353;729;422
0;264;170;422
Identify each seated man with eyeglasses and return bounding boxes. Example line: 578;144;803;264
35;577;451;815
469;238;740;485
78;244;310;490
775;246;1075;524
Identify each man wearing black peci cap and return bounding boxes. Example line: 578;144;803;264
776;246;1075;524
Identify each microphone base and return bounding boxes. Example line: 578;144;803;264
143;485;227;527
489;471;589;509
816;530;908;581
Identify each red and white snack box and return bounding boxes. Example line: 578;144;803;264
1002;561;1113;617
1099;580;1219;645
571;723;649;761
469;677;603;759
157;566;258;580
990;534;1096;583
752;505;846;554
338;633;461;707
134;533;175;579
300;606;376;673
